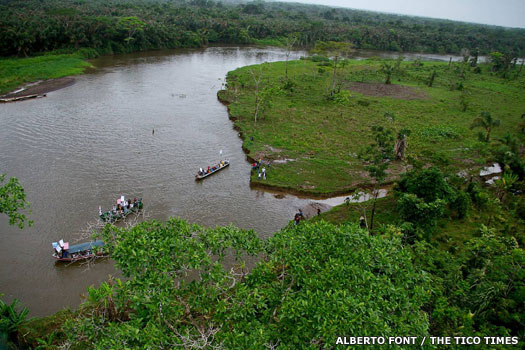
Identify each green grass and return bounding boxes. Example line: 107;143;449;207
220;58;525;195
311;193;525;251
0;53;92;94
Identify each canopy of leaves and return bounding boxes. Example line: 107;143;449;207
395;167;454;203
1;0;524;57
0;174;32;229
413;232;524;344
62;219;429;349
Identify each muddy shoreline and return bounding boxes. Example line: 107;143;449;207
0;77;76;101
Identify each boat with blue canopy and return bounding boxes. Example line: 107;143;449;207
52;239;106;262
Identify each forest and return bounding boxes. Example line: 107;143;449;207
1;0;525;58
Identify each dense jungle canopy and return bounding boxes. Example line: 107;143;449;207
1;0;524;57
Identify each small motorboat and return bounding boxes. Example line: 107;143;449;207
52;239;106;262
195;160;230;180
99;196;143;222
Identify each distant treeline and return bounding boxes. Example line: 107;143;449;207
1;0;524;57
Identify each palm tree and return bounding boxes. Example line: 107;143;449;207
470;111;500;142
381;62;395;84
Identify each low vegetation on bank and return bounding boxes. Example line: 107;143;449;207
0;51;93;95
218;52;525;195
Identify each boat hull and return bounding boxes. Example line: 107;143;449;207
196;162;230;180
53;252;107;262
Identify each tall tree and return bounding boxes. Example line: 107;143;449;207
312;41;354;96
381;62;394;84
359;126;394;230
284;33;298;80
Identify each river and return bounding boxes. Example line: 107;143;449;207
0;46;481;316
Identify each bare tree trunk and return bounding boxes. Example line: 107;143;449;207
285;54;289;80
330;55;338;96
370;187;379;231
250;69;263;124
394;138;407;160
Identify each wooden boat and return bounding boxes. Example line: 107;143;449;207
195;160;230;180
99;198;143;223
52;240;105;262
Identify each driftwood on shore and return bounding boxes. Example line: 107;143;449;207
0;94;46;103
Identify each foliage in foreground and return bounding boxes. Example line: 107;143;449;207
0;174;32;229
313;156;524;348
0;297;30;345
54;219;429;349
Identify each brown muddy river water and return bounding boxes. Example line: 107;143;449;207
0;46;476;316
0;47;317;316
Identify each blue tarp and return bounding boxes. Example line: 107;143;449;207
67;240;104;254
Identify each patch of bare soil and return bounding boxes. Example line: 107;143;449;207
254;144;284;161
348;82;427;100
299;202;331;218
1;77;76;99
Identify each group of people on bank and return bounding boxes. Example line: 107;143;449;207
252;159;269;180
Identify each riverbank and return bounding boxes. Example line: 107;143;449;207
219;57;525;196
0;53;92;96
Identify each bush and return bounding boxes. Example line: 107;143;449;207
398;193;446;236
396;167;454;203
449;190;471;219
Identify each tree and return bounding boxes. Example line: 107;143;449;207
385;112;411;160
284;33;298;80
312;41;354;96
395;167;453;241
359;126;394;230
0;296;30;345
427;69;436;87
394;128;411;160
470;111;500;142
381;62;394;84
61;220;430;349
249;65;275;124
0;174;32;229
117;16;145;45
494;171;518;202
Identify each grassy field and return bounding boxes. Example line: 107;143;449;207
219;57;525;195
0;53;92;94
